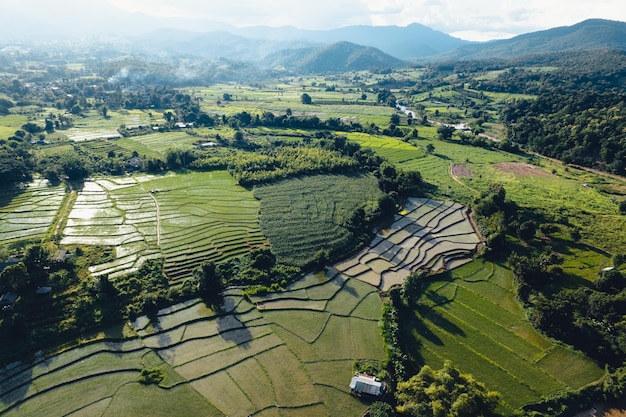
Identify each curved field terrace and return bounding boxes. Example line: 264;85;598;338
0;270;385;417
0;180;66;245
61;171;267;281
335;198;481;291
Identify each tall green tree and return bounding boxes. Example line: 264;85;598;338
396;361;502;417
301;93;312;105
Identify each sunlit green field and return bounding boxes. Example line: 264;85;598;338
400;260;604;410
0;180;66;245
61;171;267;282
0;270;384;417
254;173;383;266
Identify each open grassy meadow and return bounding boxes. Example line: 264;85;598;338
399;259;604;410
0;271;385;417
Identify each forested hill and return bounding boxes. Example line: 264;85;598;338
263;42;406;74
468;50;626;94
502;92;626;175
433;19;626;61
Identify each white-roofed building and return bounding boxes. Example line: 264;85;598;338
349;373;384;396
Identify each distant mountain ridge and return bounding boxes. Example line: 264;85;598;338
431;19;626;61
263;41;406;73
130;22;468;62
232;23;470;59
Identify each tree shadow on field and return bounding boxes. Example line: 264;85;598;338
151;318;172;350
405;313;443;347
422;307;465;337
0;358;34;411
424;289;452;306
340;278;359;297
216;297;252;349
103;323;134;357
216;315;252;350
417;304;465;337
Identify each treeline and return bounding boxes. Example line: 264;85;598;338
192;146;359;186
502;91;626;175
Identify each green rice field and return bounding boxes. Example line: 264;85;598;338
400;259;604;410
254;173;384;266
0;180;66;245
0;270;385;417
61;171;267;281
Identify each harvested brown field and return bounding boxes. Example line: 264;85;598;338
493;162;553;177
451;164;473;178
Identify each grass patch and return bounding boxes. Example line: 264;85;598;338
257;345;319;407
227;358;275;410
103;382;222;417
261;310;330;343
401;260;604;408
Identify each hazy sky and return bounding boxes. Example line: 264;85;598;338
4;0;626;41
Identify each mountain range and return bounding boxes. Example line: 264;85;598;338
3;17;626;74
125;18;626;72
431;19;626;61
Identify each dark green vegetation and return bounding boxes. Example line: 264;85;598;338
503;91;626;174
435;19;626;61
395;361;502;417
2;20;626;417
264;41;406;74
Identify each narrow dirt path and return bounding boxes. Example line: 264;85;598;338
149;192;161;246
50;188;77;240
449;162;478;195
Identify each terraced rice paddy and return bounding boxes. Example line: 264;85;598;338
0;270;385;417
61;171;267;281
335;198;481;290
401;260;604;409
0;180;66;244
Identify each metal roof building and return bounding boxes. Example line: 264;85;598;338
349;373;384;396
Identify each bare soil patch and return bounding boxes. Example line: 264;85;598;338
493;162;553;177
451;164;473;178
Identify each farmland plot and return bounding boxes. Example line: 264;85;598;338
1;270;385;417
400;260;604;410
335;198;481;290
0;180;65;244
254;173;383;266
61;171;267;281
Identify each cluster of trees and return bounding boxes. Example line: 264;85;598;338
502;92;626;174
0;244;80;354
525;267;626;367
472;183;510;249
193;248;300;303
192;145;359;185
395;361;502;417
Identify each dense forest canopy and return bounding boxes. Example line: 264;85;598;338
502;91;626;174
